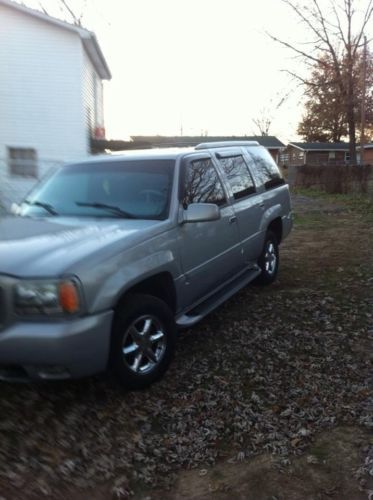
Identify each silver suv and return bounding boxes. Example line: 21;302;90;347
0;141;292;389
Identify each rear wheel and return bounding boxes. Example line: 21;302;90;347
253;231;279;286
111;294;176;389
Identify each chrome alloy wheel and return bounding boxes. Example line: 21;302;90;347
264;241;277;276
122;315;166;374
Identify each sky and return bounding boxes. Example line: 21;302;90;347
20;0;372;142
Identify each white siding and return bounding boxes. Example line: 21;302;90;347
0;4;91;207
82;49;104;135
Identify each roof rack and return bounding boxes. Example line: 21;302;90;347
195;141;260;150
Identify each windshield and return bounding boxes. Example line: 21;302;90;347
20;159;175;220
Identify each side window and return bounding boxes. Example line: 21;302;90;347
247;148;285;190
183;158;226;207
218;155;255;200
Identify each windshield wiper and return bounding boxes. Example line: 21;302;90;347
75;202;137;219
24;200;58;215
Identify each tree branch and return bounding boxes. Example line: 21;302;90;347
38;2;49;15
266;32;325;66
59;0;81;25
280;0;329;45
352;0;373;59
330;2;348;48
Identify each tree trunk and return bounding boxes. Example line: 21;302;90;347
347;107;357;164
346;13;357;164
346;66;357;162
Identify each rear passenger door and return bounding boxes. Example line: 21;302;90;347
178;155;243;306
213;151;264;264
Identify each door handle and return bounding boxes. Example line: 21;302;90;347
229;216;237;224
259;203;265;209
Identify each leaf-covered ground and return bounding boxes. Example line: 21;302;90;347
0;191;372;499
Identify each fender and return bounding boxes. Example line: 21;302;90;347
89;244;181;313
259;203;283;233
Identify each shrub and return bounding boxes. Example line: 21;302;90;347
294;164;373;194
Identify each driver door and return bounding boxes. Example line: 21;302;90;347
178;155;244;308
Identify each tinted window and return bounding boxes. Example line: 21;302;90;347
21;160;174;220
247;149;285;190
218;155;255;200
183;158;226;207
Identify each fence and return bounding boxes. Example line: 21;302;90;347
286;164;373;195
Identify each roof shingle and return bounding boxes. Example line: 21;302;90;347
289;142;350;151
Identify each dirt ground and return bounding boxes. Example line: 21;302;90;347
0;191;372;500
154;427;372;500
149;193;373;500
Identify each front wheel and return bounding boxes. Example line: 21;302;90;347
110;294;176;390
253;231;279;286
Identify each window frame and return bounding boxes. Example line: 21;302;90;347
214;152;257;202
179;154;229;209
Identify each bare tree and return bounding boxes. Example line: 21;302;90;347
58;0;84;26
252;93;289;136
252;111;272;136
35;0;87;26
269;0;373;163
37;2;49;15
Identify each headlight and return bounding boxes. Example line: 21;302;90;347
15;279;81;316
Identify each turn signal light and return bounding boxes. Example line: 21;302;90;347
59;282;80;313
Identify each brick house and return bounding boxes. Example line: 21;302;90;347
281;142;350;167
359;144;373;164
0;0;111;209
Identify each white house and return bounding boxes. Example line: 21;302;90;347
0;0;111;209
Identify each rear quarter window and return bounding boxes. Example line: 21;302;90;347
246;148;285;190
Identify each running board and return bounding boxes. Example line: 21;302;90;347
176;266;261;328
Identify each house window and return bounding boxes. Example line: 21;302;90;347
329;151;336;159
345;152;350;163
8;147;38;178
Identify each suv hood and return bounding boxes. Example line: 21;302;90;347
0;216;164;277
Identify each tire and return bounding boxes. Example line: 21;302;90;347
253;231;279;286
110;294;176;390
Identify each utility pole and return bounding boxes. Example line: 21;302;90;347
360;36;367;166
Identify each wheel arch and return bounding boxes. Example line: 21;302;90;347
115;272;177;314
267;217;283;243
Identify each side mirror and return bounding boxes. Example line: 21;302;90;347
183;203;221;223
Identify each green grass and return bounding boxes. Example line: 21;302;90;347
293;211;330;229
292;188;373;222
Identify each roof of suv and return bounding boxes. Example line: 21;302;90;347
77;142;262;164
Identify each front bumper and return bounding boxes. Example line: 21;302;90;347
0;310;113;381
